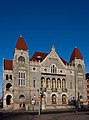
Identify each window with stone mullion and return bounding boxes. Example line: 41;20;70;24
19;72;25;86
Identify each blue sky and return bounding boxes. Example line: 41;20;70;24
0;0;89;97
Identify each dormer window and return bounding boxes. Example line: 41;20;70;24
51;64;57;74
18;56;25;63
36;56;42;62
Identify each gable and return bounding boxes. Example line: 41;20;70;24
41;49;67;69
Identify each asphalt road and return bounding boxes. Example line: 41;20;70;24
0;112;89;120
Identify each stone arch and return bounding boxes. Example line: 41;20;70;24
3;93;13;108
62;94;67;104
52;78;56;89
19;94;26;108
6;95;12;105
62;78;66;90
50;92;58;97
46;77;51;88
41;77;45;88
6;83;12;91
18;56;25;63
19;94;25;100
52;94;56;104
57;78;61;89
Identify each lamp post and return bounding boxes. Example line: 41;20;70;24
38;89;43;115
77;92;81;109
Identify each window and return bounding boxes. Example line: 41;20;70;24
77;64;82;69
18;56;25;63
52;78;56;88
33;67;36;71
6;74;12;80
6;74;8;80
6;83;12;91
33;80;35;88
62;94;66;104
19;71;26;86
10;75;12;80
57;79;61;89
52;94;56;104
62;79;66;90
51;64;57;74
19;94;25;99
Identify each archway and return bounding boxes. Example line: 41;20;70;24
6;95;12;105
62;94;66;104
52;94;56;104
6;83;12;91
19;94;25;108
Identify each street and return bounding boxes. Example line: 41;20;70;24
1;111;89;120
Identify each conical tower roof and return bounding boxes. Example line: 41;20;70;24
16;35;28;51
70;47;83;62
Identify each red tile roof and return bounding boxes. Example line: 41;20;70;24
30;52;48;62
60;57;69;65
4;60;13;70
16;36;28;51
30;51;68;65
70;48;83;62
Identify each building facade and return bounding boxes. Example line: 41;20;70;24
2;36;87;110
86;73;89;104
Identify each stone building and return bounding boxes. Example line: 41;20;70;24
2;36;87;110
86;73;89;104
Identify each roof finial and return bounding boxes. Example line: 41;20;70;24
20;34;22;37
51;45;55;51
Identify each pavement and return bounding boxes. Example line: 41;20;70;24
0;108;89;120
1;111;89;120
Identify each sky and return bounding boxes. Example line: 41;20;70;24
0;0;89;97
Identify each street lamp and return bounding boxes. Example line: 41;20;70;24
31;94;36;110
77;92;81;109
38;89;43;115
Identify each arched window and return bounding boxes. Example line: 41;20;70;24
18;56;25;63
62;94;66;104
10;75;12;80
41;77;45;88
57;78;61;89
47;78;50;89
19;95;25;108
6;83;12;91
19;71;26;86
51;64;57;74
6;74;8;80
77;64;82;69
6;95;12;105
19;94;25;99
52;78;56;89
19;94;25;102
62;79;66;90
52;94;56;104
